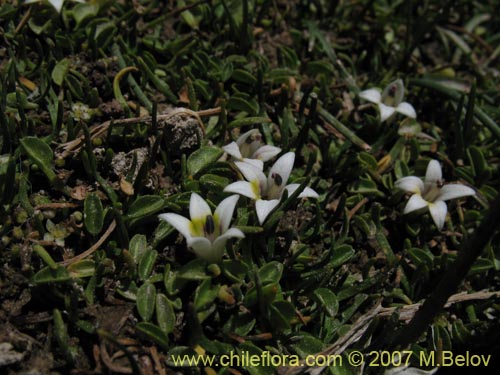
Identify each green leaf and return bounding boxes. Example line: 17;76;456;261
258;261;284;284
137;282;156;321
136;322;169;349
244;283;279;307
313;288;339;317
127;195;166;220
194;279;220;312
84;192;104;236
156;293;176;335
117;281;138;301
408;248;434;268
32;266;71;284
269;300;297;331
358;152;378;170
177;259;211;280
268;303;291;331
468;146;490;180
187;146;223;177
20;136;57;183
348;177;382;195
67;260;95;278
234;226;264;234
53;309;76;364
52;58;71;86
223;313;255;336
469;258;494;275
231;68;257;85
138;249;158;281
222;259;248;282
199;174;230;190
71;2;100;27
330;244;355;268
227;95;259;115
290;332;324;356
228;116;272;128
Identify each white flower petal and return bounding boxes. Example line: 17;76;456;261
403;194;429;214
425;160;442;185
284;183;319;199
189;193;212;221
255;199;280;224
237;129;261;157
210;228;245;262
187;237;213;261
49;0;64;12
241;158;264;171
267;152;295;199
236;129;260;146
158;213;194;240
438;184;475;201
396;102;417;118
214;227;245;244
224;181;259;200
214;195;239;233
395;176;424;194
378;103;396;122
235;161;267;187
381;79;405;106
359;88;382;104
222;142;243;160
429;201;448;230
252;145;282;161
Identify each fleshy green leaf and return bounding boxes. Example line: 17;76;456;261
313;288;339;317
156;293;176;335
187;146;223;177
137;282;156;321
136;322;168;348
20;137;57;183
84;192;104;236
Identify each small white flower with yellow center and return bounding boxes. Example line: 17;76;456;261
395;160;475;230
359;79;417;122
158;193;244;263
224;152;319;224
24;0;85;13
222;129;281;170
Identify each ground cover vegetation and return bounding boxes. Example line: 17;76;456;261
0;0;499;374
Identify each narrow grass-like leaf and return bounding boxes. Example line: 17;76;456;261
318;107;371;151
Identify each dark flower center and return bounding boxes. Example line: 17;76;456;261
204;215;215;235
272;173;283;186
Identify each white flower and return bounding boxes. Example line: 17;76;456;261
395;160;475;230
158;193;244;263
224;152;319;224
222;129;281;170
359;79;417;122
24;0;85;13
